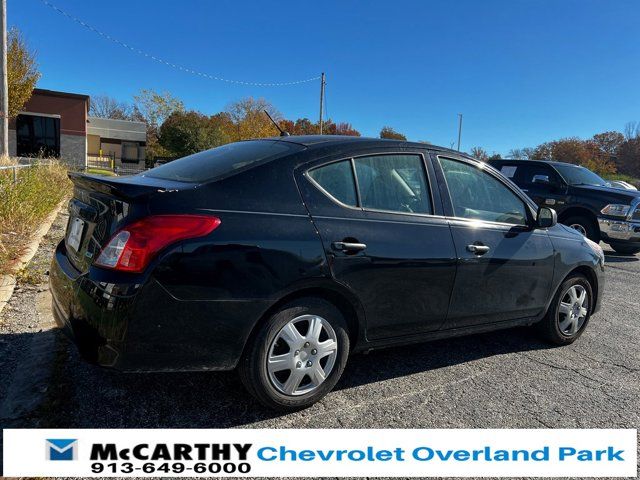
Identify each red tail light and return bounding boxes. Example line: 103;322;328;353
95;215;221;273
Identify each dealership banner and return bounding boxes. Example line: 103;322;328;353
3;428;637;477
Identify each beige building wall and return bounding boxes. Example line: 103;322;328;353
100;142;122;159
87;134;101;155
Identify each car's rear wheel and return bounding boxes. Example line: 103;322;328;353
238;297;350;411
562;215;599;242
537;274;593;345
609;242;640;255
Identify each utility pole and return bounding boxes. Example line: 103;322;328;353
0;0;8;158
456;113;463;151
318;72;325;135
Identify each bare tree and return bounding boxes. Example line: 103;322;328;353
624;121;639;140
89;95;133;120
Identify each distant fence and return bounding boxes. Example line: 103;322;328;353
86;154;115;171
0;160;56;184
86;154;149;176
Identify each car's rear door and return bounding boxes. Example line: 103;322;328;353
433;155;555;328
296;149;457;340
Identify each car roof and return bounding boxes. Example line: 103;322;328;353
265;135;469;157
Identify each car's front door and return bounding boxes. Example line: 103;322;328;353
435;156;555;329
297;151;457;340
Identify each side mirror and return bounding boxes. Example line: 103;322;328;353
536;206;557;228
532;174;550;185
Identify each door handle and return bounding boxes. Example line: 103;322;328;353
466;244;490;255
332;241;367;252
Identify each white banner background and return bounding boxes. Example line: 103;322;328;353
3;428;637;477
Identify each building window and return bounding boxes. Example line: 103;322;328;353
16;114;61;158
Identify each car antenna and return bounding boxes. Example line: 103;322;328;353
264;110;290;136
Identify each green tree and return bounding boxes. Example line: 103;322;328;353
380;126;406;140
134;89;185;159
159;110;227;157
8;28;40;118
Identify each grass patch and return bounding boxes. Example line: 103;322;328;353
86;167;116;176
0;162;71;275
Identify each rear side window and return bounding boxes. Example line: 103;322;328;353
308;160;357;206
308;154;432;214
354;154;432;214
144;140;304;182
500;163;561;187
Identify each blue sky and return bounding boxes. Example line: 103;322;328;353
12;0;640;155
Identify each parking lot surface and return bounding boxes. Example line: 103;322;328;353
1;211;639;434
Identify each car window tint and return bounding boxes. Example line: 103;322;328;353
440;158;528;225
354;154;432;214
308;160;357;206
144;140;304;183
513;164;560;186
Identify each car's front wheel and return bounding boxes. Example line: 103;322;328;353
537;274;593;345
238;297;350;411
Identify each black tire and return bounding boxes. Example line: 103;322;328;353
537;274;593;345
238;297;350;411
609;243;640;255
561;215;600;242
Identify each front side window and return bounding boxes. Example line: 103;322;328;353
440;157;528;225
354;154;432;214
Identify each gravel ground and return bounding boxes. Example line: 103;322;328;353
0;210;639;477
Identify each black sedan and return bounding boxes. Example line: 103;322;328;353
50;136;605;410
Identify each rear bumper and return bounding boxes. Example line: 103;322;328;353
50;241;270;371
598;216;640;246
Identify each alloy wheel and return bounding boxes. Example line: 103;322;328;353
267;314;338;396
557;284;588;336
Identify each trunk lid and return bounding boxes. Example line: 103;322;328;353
64;173;198;273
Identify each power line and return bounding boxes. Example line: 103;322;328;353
39;0;321;87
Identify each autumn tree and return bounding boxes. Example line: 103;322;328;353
89;95;134;120
380;126;407;140
321;119;360;136
8;28;40;118
530;137;616;175
133;89;185;159
226;97;281;141
470;146;489;161
592;131;624;157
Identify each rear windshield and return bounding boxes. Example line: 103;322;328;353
143;140;304;183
